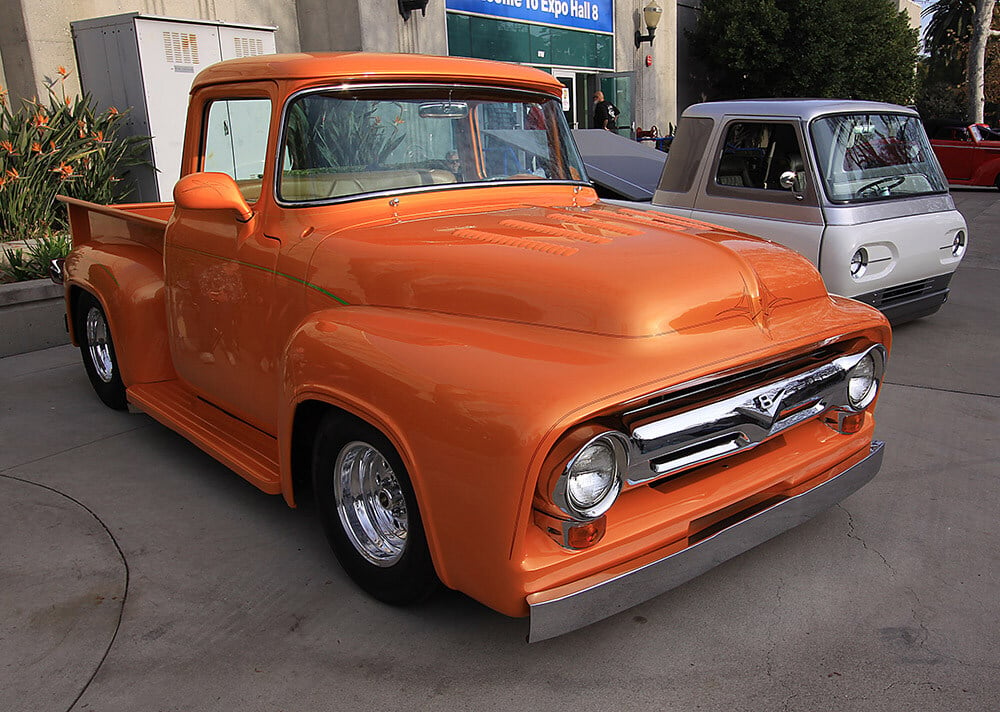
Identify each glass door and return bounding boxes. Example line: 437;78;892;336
552;70;577;128
596;71;635;137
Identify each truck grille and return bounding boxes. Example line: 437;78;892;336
620;345;883;486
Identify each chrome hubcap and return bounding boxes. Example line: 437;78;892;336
334;441;408;567
85;306;114;383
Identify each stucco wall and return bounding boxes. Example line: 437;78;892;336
615;0;678;132
298;0;446;56
1;0;301;105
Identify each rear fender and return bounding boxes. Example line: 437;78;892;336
66;243;174;386
971;155;1000;186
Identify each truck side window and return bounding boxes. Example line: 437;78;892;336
716;122;805;191
203;98;272;202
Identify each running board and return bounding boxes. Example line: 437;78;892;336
127;381;281;494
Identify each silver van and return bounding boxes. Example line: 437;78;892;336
609;99;968;323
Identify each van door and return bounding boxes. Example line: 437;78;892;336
691;118;825;266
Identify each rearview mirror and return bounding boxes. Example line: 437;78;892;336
418;102;469;119
174;172;254;222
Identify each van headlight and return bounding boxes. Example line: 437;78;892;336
850;248;869;279
846;346;886;410
554;433;626;520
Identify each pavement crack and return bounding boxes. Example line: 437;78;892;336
0;473;130;712
883;380;1000;400
0;422;153;475
837;504;896;576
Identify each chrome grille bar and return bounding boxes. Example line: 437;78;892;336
624;349;877;485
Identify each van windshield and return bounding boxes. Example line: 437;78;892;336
278;86;588;203
810;113;947;203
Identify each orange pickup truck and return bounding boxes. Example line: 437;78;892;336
54;53;890;642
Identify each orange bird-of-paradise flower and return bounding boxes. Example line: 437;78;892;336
57;66;69;77
53;163;74;179
32;112;50;127
31;142;42;153
0;140;14;153
108;106;120;116
5;167;20;180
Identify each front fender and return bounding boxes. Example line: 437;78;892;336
278;307;595;610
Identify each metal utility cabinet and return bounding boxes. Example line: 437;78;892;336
71;13;276;201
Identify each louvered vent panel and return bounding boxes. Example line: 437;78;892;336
233;37;265;58
162;31;200;64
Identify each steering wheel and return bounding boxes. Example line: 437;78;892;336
857;175;905;197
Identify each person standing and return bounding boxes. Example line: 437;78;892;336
592;91;619;131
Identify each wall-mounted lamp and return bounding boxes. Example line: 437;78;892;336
398;0;430;21
634;1;663;48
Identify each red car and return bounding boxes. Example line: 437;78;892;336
929;123;1000;189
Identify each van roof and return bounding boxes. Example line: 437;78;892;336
681;99;919;122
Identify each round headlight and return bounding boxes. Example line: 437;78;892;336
560;434;624;519
952;230;966;257
847;350;881;410
850;248;868;279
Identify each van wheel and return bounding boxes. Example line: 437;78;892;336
76;292;127;410
312;414;438;604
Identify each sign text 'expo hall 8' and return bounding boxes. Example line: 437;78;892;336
446;0;614;35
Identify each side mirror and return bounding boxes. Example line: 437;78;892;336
174;172;254;222
779;170;806;195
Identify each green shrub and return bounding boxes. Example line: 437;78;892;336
0;68;149;243
0;232;71;283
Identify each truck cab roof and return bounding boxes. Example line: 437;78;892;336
191;52;564;97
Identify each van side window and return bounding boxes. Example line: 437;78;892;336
203;98;272;202
715;122;805;190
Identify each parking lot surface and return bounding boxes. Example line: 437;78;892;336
2;190;998;712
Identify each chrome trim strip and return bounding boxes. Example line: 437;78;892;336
624;346;885;485
527;440;885;643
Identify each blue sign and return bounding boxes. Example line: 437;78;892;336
445;0;614;34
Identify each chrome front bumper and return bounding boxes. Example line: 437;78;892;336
527;440;885;643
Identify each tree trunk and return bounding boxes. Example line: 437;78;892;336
968;0;998;123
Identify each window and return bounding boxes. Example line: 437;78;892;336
714;122;805;191
203;98;272;201
810;113;946;203
277;87;587;203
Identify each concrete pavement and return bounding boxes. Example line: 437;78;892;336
1;190;998;711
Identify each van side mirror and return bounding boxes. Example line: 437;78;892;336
779;170;806;196
174;172;254;222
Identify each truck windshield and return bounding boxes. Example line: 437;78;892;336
278;86;588;203
810;113;947;203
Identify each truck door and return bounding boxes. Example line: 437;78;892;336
165;86;282;432
691;118;825;267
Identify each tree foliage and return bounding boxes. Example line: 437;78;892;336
919;0;1000;122
688;0;919;104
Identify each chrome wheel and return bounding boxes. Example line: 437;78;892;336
85;306;114;384
334;441;408;567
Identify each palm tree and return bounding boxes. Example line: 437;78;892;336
922;0;975;73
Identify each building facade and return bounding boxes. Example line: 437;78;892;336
0;0;923;138
1;0;681;135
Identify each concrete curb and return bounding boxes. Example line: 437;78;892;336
0;279;70;358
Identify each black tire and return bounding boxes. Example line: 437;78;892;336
75;292;127;410
312;413;438;604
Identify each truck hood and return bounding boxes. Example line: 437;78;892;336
308;203;829;337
